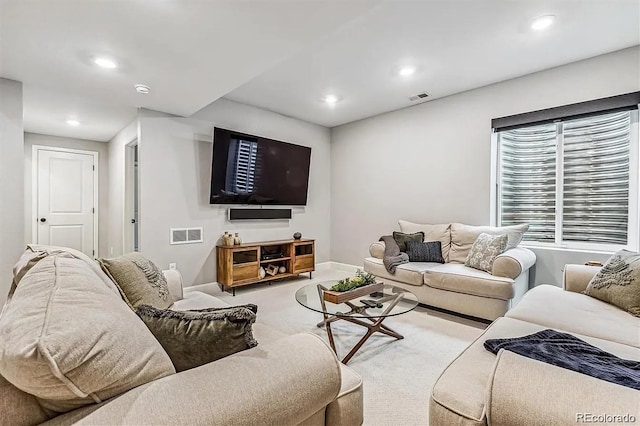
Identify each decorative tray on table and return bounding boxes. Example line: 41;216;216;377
321;270;383;304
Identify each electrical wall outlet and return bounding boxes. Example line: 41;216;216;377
169;263;177;270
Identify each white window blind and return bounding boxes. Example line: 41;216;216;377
562;112;631;245
499;123;557;242
498;110;636;248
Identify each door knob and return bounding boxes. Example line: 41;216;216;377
40;217;47;223
131;219;136;224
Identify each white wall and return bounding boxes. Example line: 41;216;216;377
0;78;24;305
137;98;331;286
107;118;137;257
330;46;640;287
24;133;109;257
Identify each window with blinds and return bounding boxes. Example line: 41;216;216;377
498;110;636;248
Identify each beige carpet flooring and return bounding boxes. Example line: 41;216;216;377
188;268;486;426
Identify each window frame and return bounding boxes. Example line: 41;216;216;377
491;108;640;252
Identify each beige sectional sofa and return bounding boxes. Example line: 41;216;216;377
429;264;640;426
364;221;536;320
0;246;363;426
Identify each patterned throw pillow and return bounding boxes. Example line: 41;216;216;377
584;250;640;317
465;233;508;273
136;304;258;372
99;253;172;310
392;231;425;252
405;241;445;263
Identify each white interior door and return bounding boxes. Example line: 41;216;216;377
35;147;97;257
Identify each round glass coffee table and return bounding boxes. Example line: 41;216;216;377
295;282;419;363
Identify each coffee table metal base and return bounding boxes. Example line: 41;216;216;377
316;284;405;364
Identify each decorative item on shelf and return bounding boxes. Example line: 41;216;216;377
222;232;234;246
266;264;279;276
259;267;266;279
585;261;604;267
293;232;302;240
322;270;383;304
279;266;286;274
233;232;242;245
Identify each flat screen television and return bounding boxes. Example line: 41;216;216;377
210;127;312;205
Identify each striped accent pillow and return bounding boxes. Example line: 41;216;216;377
405;241;445;263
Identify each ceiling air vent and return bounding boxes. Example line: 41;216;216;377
409;92;429;102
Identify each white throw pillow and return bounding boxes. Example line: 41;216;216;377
450;223;528;263
398;220;452;261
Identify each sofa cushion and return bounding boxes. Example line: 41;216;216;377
424;263;515;300
431;316;640;425
506;285;640;348
449;223;528;264
172;289;231;310
327;364;364;426
465;233;508;272
398;220;452;262
99;253;173;310
0;251;175;414
136;304;258;372
0;374;50;426
392;231;424;252
405;241;445;263
486;349;640;426
584;250;640;317
364;257;435;286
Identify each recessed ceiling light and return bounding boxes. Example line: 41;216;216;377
531;15;556;31
93;56;118;69
135;84;150;94
398;66;416;77
66;119;80;126
323;94;341;105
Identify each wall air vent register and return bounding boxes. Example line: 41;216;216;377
170;227;203;245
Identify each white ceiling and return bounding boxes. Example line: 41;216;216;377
225;0;640;127
0;0;378;141
1;1;638;141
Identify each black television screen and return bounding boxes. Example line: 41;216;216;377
210;127;312;205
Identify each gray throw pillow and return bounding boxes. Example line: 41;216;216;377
584;250;640;317
405;241;445;263
136;304;258;372
392;231;425;252
99;253;172;310
465;233;508;273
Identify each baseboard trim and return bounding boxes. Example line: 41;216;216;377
315;261;361;273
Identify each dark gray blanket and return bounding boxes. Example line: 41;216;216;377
379;235;409;274
484;329;640;390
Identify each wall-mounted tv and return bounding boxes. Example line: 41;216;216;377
210;127;312;205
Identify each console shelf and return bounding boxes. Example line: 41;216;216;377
260;256;292;264
216;238;315;295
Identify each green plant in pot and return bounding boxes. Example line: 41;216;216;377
330;270;377;292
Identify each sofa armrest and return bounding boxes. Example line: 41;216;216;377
486;350;639;426
369;241;385;259
162;269;183;302
492;247;536;279
563;264;601;293
43;334;342;426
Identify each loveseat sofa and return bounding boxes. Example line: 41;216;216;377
429;264;640;425
364;221;536;320
0;245;363;426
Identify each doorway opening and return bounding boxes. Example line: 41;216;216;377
124;141;139;253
